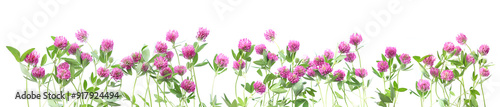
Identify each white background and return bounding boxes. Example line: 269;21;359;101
1;0;499;106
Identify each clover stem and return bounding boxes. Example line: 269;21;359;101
210;74;217;106
131;76;138;106
342;83;349;107
26;79;30;107
318;80;324;107
480;77;486;107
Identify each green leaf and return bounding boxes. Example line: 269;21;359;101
413;56;422;62
196;43;207;52
378;93;392;103
447;60;463;66
294;99;308;107
40;54;47;66
20;48;35;62
292;81;304;96
335;91;343;99
195;61;209;67
83;80;88;90
20;64;30;77
142;47;150;62
398;88;407;92
230;100;238;107
271;85;287;94
61;58;80;66
256;69;262;76
6;46;21;62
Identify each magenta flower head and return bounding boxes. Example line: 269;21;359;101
355;68;368;78
238;38;252;52
443;42;455;53
287;40;300;53
54;36;68;49
288;72;301;83
233;59;246;70
430;67;440;78
479;67;490;77
110;68;123;81
400;53;411;65
154;56;168;69
377;61;389;72
478;44;490;56
57;62;69;70
333;69;346;81
197;27;210;42
141;63;149;72
303;56;310;63
306;67;316;77
100;39;114;52
216;54;229;68
278;66;290;78
349;33;363;46
75;29;88;43
253;81;266;94
264;29;276;42
174;65;187;76
131;52;142;63
313;55;325;66
24;50;40;66
97;67;109;78
166;51;174;61
182;45;196;59
255;44;267;55
456;33;467;45
324;49;334;60
155;41;168;54
81;52;93;62
68;43;80;55
32;67;45;78
440;70;454;81
423;55;436;67
338;41;351;54
294;66;306;77
466;55;475;63
344;52;356;63
267;53;279;62
385;47;397;59
166;30;179;43
120;56;134;69
454;46;462;56
160;67;173;79
319;63;333;76
417;79;430;92
56;68;70;80
181;79;196;93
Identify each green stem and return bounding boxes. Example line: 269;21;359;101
26;80;30;107
147;73;153;107
38;81;41;107
480;79;486;107
342;83;349;107
235;73;240;98
393;70;401;107
156;72;161;107
131;76;138;106
192;67;202;105
329;83;339;105
210;74;217;106
356;46;362;68
421;96;424;107
318;80;325;107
